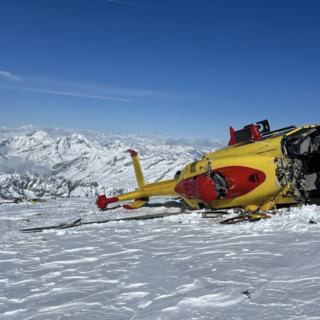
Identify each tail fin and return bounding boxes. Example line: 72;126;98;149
96;149;176;210
127;149;146;189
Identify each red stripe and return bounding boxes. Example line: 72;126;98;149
127;149;138;157
174;166;266;201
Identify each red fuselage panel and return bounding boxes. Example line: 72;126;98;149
174;166;266;202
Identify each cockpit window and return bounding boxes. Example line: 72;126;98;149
190;161;198;173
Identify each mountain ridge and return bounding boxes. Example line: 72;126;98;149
0;126;224;199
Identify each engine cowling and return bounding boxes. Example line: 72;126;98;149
196;176;218;203
174;175;218;203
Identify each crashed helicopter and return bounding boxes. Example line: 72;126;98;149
96;120;320;213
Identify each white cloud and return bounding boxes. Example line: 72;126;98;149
0;75;198;103
22;87;135;102
25;77;157;98
0;71;21;82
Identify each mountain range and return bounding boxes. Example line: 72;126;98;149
0;125;224;199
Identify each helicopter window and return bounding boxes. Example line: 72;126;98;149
190;161;198;173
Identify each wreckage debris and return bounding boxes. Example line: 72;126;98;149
220;212;271;224
20;212;191;233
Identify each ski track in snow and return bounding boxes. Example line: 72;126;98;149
1;198;320;319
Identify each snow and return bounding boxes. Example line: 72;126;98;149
1;198;320;319
0;174;10;183
0;125;225;148
1;128;220;193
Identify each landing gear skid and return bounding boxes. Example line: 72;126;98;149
219;212;271;224
201;208;272;224
202;210;233;219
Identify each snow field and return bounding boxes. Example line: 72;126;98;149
1;198;320;319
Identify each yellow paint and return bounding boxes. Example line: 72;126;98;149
108;125;320;211
244;204;260;212
176;154;282;210
260;200;276;211
116;179;177;203
125;199;149;209
131;155;146;189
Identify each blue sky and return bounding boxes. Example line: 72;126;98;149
0;0;319;141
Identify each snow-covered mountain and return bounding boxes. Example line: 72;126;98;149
0;173;98;199
0;125;224;147
0;126;224;198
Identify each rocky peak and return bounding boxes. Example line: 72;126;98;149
0;126;224;199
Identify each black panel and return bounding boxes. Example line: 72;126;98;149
234;128;252;143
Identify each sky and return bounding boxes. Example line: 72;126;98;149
0;0;319;141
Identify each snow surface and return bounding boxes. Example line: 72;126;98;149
1;197;320;319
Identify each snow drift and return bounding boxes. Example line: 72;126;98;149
0;198;320;319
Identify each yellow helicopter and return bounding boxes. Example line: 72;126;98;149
96;120;320;213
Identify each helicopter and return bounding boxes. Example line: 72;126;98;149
96;120;320;212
